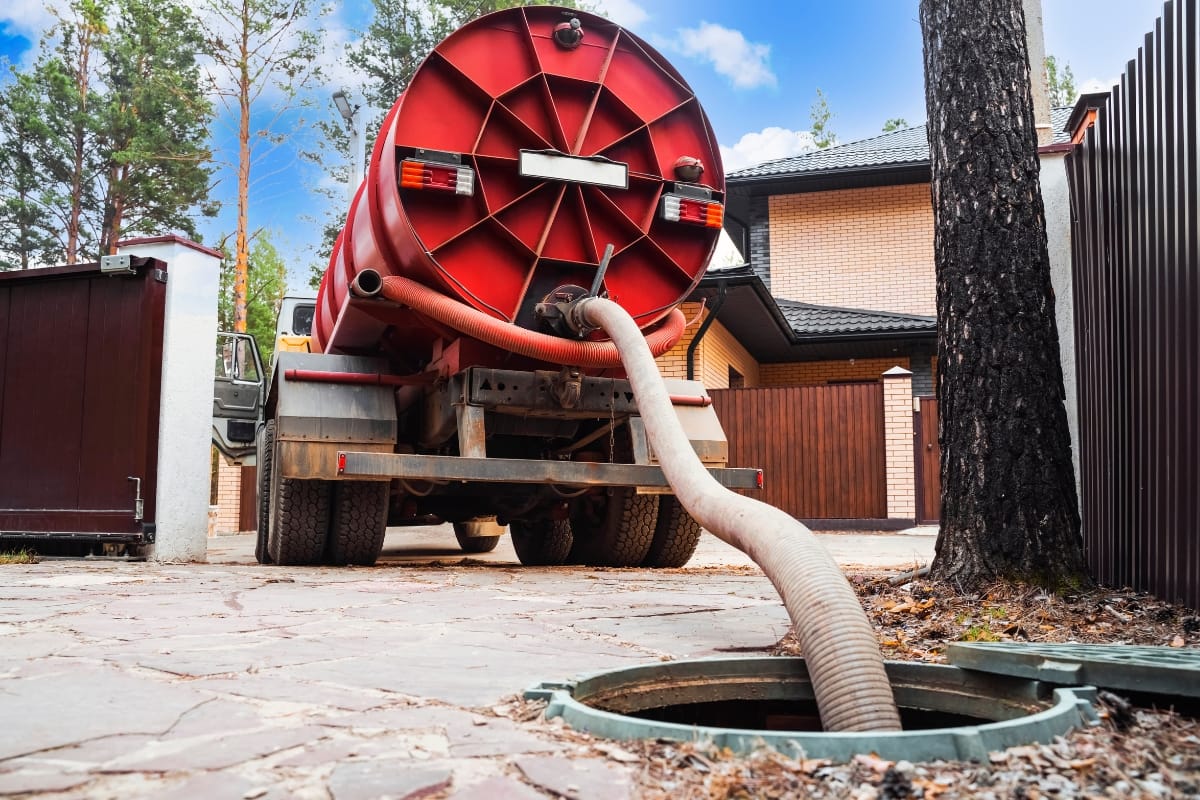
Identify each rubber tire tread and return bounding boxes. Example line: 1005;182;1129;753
254;422;275;564
268;476;331;566
570;488;658;567
453;521;502;553
642;495;703;567
510;518;573;566
328;481;389;565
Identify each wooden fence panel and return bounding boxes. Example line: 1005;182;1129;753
710;383;886;519
1067;0;1198;608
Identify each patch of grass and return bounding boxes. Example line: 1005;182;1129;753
0;549;39;565
985;605;1008;619
960;625;1002;642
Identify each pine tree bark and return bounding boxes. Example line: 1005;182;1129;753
919;0;1089;589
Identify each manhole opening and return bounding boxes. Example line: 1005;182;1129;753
531;658;1100;760
616;698;987;732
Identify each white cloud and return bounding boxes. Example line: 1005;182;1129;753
720;126;816;173
1078;76;1117;96
591;0;649;29
677;22;775;90
0;0;57;39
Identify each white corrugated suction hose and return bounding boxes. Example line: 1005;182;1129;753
578;296;901;732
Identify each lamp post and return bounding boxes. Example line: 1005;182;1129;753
332;90;364;206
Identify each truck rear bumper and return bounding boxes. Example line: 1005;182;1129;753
335;451;762;492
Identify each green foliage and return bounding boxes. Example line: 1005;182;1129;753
882;117;909;132
0;0;215;268
1045;55;1077;107
97;0;216;253
0;66;60;269
218;233;288;365
810;88;837;149
960;625;1001;642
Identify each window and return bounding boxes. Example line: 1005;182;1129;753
728;366;745;389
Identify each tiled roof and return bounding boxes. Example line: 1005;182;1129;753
729;107;1074;181
776;298;936;337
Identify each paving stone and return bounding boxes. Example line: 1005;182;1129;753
444;717;562;758
0;664;209;760
190;675;390;712
166;698;268;736
0;767;91;794
154;770;255;800
515;755;633;800
448;775;549;799
12;734;157;767
571;605;791;656
100;725;329;772
327;761;452;800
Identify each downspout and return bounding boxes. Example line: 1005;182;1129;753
686;282;728;381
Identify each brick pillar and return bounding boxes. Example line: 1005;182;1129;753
213;455;243;535
882;366;916;521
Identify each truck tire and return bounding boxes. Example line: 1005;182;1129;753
510;518;573;566
642;495;703;568
267;471;331;566
453;520;502;553
569;488;657;567
254;422;275;565
327;481;389;565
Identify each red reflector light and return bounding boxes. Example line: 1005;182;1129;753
756;470;764;489
337;452;347;474
400;159;474;195
660;194;723;228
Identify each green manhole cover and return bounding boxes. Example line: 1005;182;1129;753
948;643;1200;698
526;657;1098;761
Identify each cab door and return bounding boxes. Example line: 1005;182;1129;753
212;332;264;464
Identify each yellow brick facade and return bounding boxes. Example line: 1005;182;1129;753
656;303;760;389
210;449;246;536
768;184;935;317
759;357;911;387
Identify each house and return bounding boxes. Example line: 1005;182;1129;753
658;107;1075;395
654;109;1075;525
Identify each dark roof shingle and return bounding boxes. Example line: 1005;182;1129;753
776;298;936;337
729;107;1074;181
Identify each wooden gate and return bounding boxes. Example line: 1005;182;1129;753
0;260;166;543
913;397;941;523
710;383;886;520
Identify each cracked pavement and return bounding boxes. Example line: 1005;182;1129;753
0;526;933;799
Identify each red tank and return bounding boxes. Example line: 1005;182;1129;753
315;6;724;363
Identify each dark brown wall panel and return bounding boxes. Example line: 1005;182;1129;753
1067;0;1199;608
711;383;886;519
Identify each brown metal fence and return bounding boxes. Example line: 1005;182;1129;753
710;383;886;520
1066;0;1198;608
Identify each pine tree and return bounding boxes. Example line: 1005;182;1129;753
197;0;323;332
218;233;288;365
97;0;216;254
0;67;59;269
920;0;1088;589
810;88;837;149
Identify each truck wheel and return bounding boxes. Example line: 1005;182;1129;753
453;520;502;553
569;488;657;567
642;496;702;568
254;422;275;565
327;481;389;565
267;468;331;566
510;518;573;566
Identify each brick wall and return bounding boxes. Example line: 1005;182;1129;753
211;450;244;535
759;357;911;387
768;184;935;316
882;368;916;520
657;303;761;389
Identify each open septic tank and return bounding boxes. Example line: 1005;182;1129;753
527;645;1200;761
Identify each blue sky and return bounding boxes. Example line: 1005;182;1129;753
0;0;1171;288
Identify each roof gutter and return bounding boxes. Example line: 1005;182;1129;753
686;282;727;380
727;162;929;194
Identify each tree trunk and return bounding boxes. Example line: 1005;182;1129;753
919;0;1089;589
233;0;251;334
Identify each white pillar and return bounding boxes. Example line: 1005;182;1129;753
1023;0;1054;146
118;235;222;562
1039;152;1081;503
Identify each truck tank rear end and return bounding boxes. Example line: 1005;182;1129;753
259;6;756;573
314;5;724;369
